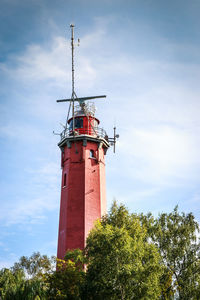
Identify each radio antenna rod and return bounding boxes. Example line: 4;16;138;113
70;24;75;132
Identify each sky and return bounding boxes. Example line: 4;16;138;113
0;0;200;268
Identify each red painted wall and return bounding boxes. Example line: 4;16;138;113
57;139;106;260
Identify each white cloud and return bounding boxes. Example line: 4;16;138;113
0;37;69;85
117;124;200;185
0;161;60;226
0;195;58;226
0;122;44;142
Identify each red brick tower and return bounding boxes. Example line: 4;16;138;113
56;25;117;260
57;105;109;259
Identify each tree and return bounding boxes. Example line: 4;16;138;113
1;204;199;299
47;249;85;300
12;252;55;279
140;206;200;299
0;252;55;300
84;202;163;300
0;268;25;299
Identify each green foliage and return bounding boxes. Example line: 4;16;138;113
64;248;86;268
139;206;200;299
0;203;200;300
12;252;55;279
0;253;54;299
47;255;85;300
0;268;25;299
85;202;163;299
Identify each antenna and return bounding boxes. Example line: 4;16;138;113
56;24;107;135
70;24;75;97
108;126;119;153
70;24;75;132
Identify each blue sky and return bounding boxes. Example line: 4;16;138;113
0;0;200;267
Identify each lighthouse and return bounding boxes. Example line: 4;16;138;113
56;25;118;260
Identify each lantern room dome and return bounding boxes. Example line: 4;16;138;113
58;102;108;142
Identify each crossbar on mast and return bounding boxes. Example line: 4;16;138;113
57;95;106;103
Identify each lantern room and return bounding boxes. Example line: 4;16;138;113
65;102;107;139
68;115;99;136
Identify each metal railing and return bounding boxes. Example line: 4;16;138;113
74;103;96;117
59;126;108;142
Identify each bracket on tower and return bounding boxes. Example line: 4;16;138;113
108;127;119;153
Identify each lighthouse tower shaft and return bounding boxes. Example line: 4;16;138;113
57;131;109;259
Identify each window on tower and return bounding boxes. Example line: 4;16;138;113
63;173;67;187
69;118;83;130
90;150;95;158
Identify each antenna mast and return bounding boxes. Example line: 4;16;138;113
56;25;107;135
70;24;75;132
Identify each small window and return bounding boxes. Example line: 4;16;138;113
63;173;67;187
75;118;83;129
90;150;95;158
69;119;73;131
69;118;83;130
